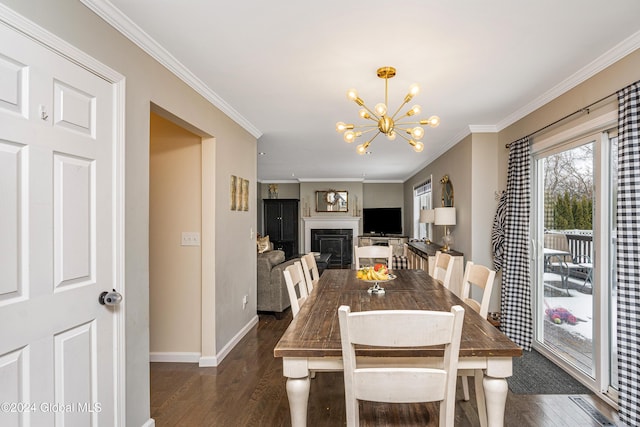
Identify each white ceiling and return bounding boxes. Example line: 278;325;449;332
89;0;640;182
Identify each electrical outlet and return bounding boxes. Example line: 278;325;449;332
181;232;201;246
242;294;248;309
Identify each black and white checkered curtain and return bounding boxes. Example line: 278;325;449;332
617;81;640;426
500;137;532;350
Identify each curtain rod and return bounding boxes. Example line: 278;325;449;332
505;91;617;148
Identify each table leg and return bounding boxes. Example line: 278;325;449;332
483;375;508;427
286;376;310;427
474;370;487;427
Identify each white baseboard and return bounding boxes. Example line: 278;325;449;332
199;315;259;367
149;352;200;363
141;418;155;427
148;316;259;367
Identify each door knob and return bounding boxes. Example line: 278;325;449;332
99;289;123;306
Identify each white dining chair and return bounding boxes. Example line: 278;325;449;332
282;261;308;318
432;251;455;289
338;305;465;427
300;253;320;294
353;245;393;269
457;261;496;418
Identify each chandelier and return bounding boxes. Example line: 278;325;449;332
336;66;440;154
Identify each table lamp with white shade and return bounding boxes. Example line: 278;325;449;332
419;209;435;243
434;207;456;252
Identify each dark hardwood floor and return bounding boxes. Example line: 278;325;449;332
150;311;620;426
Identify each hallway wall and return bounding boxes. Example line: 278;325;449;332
149;112;202;356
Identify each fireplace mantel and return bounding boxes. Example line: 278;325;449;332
303;217;360;253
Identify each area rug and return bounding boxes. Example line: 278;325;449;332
507;349;593;394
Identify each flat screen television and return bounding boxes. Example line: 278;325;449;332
362;207;402;235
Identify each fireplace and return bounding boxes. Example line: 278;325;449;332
311;229;353;268
302;216;360;269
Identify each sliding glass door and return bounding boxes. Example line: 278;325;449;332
532;126;618;401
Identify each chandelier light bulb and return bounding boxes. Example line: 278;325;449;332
375;103;387;116
356;144;367;155
336;121;347;133
347;88;359;101
359;109;370;119
428;115;440;127
413;141;424;152
409;83;420;96
408;104;422;116
387;131;397;141
343;130;356;143
411;126;425;139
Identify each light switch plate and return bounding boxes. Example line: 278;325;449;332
181;232;200;246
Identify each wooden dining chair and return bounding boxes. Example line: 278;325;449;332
354;245;393;269
338;305;465;427
300;253;320;294
432;251;455;289
457;261;496;414
282;261;308;318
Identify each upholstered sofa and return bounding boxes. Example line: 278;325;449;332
257;249;299;318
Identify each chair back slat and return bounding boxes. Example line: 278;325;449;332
283;261;307;317
301;253;320;293
432;251;454;289
460;261;496;318
354;245;393;269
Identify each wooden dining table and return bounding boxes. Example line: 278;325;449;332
274;269;522;427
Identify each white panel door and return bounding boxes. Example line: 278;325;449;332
0;22;118;426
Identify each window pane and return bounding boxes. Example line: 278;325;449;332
538;141;595;377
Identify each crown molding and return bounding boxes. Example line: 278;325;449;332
469;125;498;133
297;178;365;183
258;179;299;184
80;0;262;139
362;179;405;184
495;29;640;132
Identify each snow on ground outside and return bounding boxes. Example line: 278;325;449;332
543;272;593;341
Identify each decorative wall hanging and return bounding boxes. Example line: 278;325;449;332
230;175;249;211
441;175;454;207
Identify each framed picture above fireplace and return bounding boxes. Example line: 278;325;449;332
316;190;348;212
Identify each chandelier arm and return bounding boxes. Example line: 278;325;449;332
352;124;380;130
397;120;426;125
389;100;411;121
360;103;382;121
392;125;411;132
367;131;382;145
394;132;412;143
359;128;381;135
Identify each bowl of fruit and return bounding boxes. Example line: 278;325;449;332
356;264;396;294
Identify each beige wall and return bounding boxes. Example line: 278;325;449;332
404;135;472;255
149;113;202;354
363;184;404;208
0;1;258;424
470;133;500;268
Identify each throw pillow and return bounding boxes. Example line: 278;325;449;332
257;235;271;253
